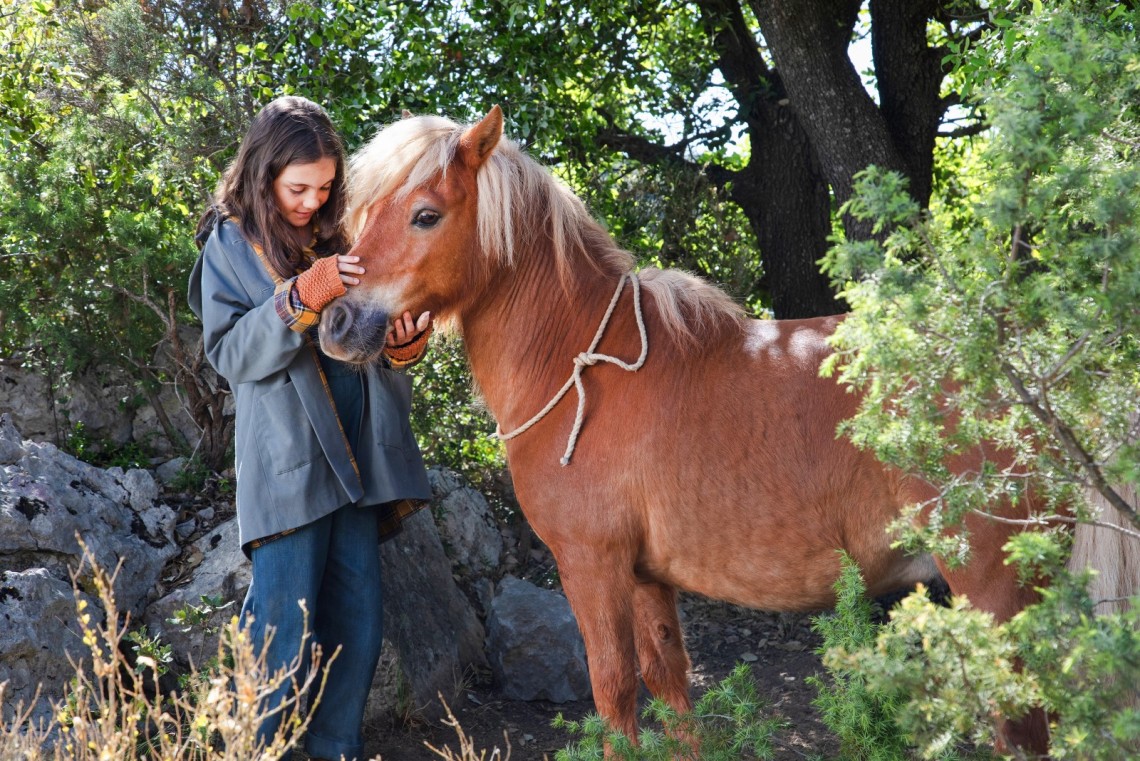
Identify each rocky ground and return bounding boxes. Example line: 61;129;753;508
161;468;844;761
359;593;840;761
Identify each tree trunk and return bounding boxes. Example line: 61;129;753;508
750;0;912;241
698;0;843;318
871;0;945;207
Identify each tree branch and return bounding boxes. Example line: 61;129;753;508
1101;129;1140;151
594;127;739;191
996;356;1140;529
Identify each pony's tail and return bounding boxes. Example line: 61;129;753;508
1068;482;1140;615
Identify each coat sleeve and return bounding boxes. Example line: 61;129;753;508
189;226;306;384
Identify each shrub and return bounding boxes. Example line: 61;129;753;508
808;553;917;761
0;543;332;761
553;664;785;760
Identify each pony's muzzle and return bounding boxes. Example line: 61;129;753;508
323;299;353;342
318;299;389;364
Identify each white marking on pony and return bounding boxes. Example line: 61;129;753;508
788;327;825;364
744;321;784;359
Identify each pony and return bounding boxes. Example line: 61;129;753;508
319;105;1136;756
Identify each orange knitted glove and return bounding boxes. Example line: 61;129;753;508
294;255;346;311
385;322;433;368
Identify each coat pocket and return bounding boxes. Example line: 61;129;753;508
372;366;414;447
254;382;325;474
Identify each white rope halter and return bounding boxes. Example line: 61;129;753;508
495;271;647;465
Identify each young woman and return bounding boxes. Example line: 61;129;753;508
188;96;432;761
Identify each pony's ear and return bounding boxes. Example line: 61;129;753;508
458;105;503;170
400;109;413;119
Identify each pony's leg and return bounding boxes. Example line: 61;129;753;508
633;581;696;755
558;550;641;741
632;581;692;714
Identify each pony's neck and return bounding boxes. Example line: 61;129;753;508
461;241;625;432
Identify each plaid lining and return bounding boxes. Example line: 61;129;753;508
248;499;427;549
274;279;323;333
247;526;298;550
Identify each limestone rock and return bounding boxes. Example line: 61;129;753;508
0;418;177;722
428;466;503;575
0;364;57;442
486;576;590;703
0;568;98;724
0;430;177;613
371;509;488;722
0;414;25;464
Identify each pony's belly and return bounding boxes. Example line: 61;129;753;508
638;526;939;613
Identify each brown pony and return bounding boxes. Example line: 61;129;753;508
319;106;1121;756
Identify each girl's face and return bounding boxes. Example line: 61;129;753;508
272;158;337;229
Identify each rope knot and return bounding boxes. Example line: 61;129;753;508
495;271;647;466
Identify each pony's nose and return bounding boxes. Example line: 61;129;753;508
323;300;354;345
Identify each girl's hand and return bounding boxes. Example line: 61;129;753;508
387;311;432;346
337;254;364;286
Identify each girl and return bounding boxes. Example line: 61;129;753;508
188;96;432;761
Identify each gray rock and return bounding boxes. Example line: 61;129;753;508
0;569;100;726
372;509;488;722
58;372;135;446
0;364;57;442
427;465;464;497
155;456;189;486
0;421;178;721
1;439;177;614
486;576;590;703
143;518;249;671
0;414;25;464
434;480;503;574
113;466;161;512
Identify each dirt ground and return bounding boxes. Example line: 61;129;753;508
361;594;840;761
172;482;840;761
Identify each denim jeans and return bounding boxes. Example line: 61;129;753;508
242;502;383;761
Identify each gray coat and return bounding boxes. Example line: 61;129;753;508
187;219;431;552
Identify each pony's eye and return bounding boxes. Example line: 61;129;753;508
413;209;441;228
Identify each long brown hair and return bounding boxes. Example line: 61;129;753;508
196;96;348;279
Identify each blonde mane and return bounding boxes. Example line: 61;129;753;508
345;113;746;347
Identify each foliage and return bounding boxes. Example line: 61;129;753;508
62;422;154;470
0;0;232;367
827;587;1030;760
166;594;236;635
168;455;217;492
1005;535;1140;759
828;545;1140;760
411;336;505;479
817;2;1140;758
808;553;919;761
821;0;1140;557
553;664;784;760
0;0;247;464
